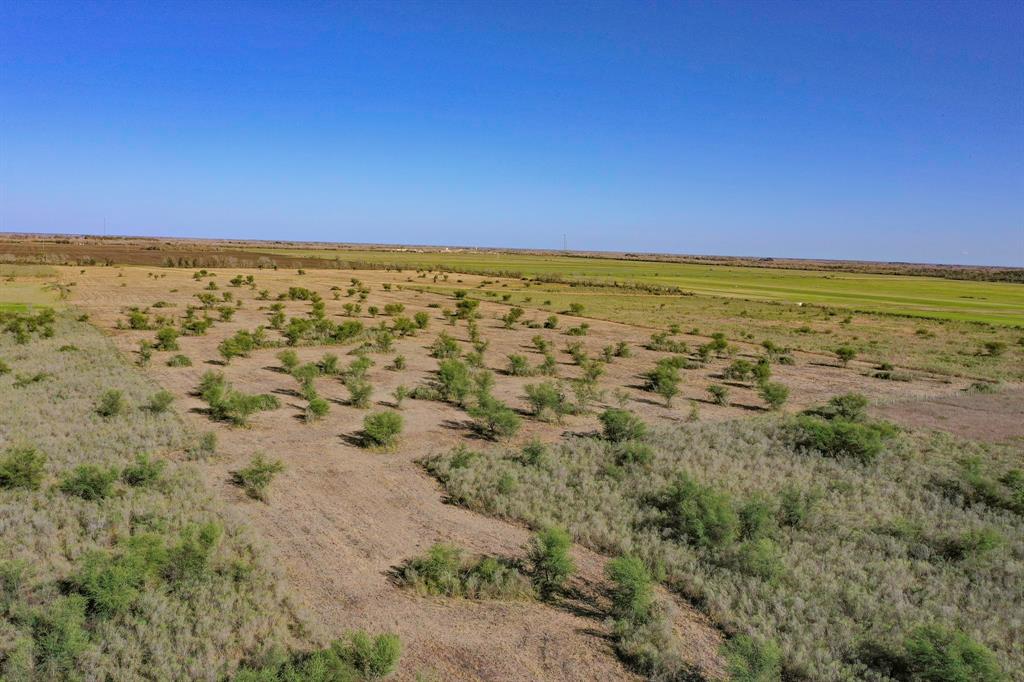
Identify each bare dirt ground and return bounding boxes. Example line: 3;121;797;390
873;387;1024;444
55;264;1004;680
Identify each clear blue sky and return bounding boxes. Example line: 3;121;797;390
1;1;1021;265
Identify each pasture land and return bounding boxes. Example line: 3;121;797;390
248;247;1024;325
1;255;1021;681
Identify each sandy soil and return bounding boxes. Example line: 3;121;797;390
873;387;1024;444
59;264;1003;680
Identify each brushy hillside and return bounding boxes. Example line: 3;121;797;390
0;312;400;680
426;411;1022;681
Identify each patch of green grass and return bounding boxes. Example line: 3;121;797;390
249;247;1024;325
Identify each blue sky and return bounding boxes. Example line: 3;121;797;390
1;1;1021;265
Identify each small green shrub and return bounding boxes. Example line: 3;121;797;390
606;555;654;624
615;440;654;467
346;378;373;409
523;381;572;422
305;397;330;422
96;389;126;417
792;416;889;464
166;354;192;367
339;630;402;680
276;349;299;372
723;634;783;682
60;464;118;500
835;346;856;367
599;408;647;443
526;527;574;600
29;594;90;673
436;359;472;405
654;473;738;549
0;445;47;490
902;624;1002;682
232;454;284;501
362;411;403;448
146;389;175;413
398;543;532;600
429;332;460;359
758;382;789;411
506;354;532;376
806;393;869;421
708;383;729;406
154;326;179;351
121;453;165;487
468;395;521;440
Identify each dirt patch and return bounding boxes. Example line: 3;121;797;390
873;387;1024;444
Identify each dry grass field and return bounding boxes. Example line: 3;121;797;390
2;254;1022;681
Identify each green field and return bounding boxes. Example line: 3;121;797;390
251;248;1024;325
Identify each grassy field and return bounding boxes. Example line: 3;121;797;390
406;281;1024;382
249;248;1024;325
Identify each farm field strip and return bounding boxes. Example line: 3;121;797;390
247;247;1024;324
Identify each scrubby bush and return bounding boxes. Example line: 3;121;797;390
121;453;165;487
503;354;530;376
413;311;430;329
654;473;738;549
523;381;572;421
362;410;403;448
154;326;179;351
643;361;681;406
982;340;1007;357
615;440;654;467
397;543;532;600
468;395;521;440
807;392;868;421
199;372;280;425
723;635;783;682
166;354;192;367
146;390;175;414
346;378;373;409
732;538;784;581
0;445;47;490
392;385;409;408
60;464;118;500
723;359;755;382
900;624;1002;681
758;382;789;411
599;408;647;443
536;352;558;376
305;397;330;422
436;358;472;405
835;346;856;366
526;527;574;600
430;332;460;359
96;389;126;417
232;454;284;501
707;383;730;406
792;415;889;464
606;555;654;624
